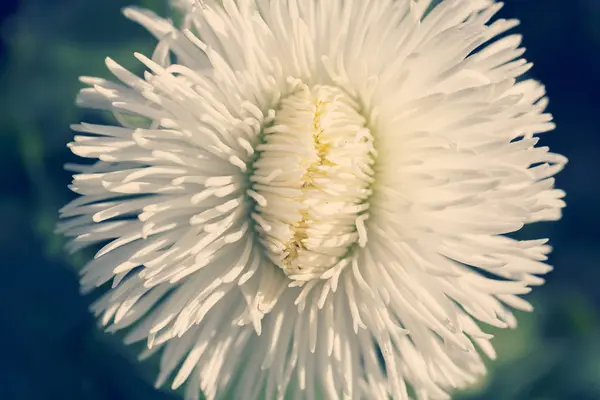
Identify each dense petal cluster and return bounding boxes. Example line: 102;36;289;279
58;0;566;399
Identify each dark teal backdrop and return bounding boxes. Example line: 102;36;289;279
0;1;598;399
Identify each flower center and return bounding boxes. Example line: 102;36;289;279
250;85;375;280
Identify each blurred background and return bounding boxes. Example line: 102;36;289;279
0;0;598;399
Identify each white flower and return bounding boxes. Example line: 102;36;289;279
58;0;567;399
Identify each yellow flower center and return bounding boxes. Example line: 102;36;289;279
250;85;376;280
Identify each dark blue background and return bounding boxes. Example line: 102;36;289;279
1;1;598;399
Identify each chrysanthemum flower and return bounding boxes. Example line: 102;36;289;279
58;0;567;399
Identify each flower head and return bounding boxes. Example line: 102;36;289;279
58;0;566;399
